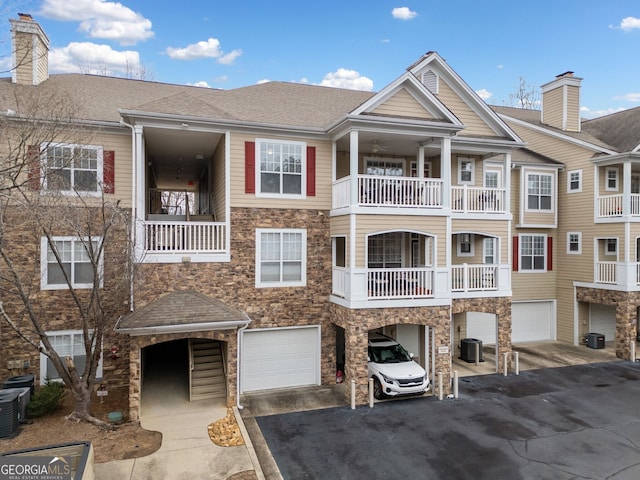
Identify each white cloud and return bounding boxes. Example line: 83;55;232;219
39;0;153;45
497;65;504;69
257;79;270;84
188;81;211;88
166;38;242;64
620;16;640;31
392;7;418;20
48;42;140;75
580;105;626;119
319;68;374;91
613;93;640;102
476;88;493;100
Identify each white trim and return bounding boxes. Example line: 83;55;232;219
605;166;619;192
255;138;307;199
567;232;582;254
40;143;104;197
519;233;548;272
40;329;103;384
605;238;617;256
458;157;475;185
255;228;307;288
457;233;474;257
524;171;554;213
567;169;582;193
40;236;103;290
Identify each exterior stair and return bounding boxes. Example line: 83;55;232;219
190;339;226;401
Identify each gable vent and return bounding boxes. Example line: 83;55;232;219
421;70;438;94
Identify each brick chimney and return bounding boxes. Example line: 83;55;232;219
9;13;50;85
540;71;582;132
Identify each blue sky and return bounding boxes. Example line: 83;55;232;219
1;0;639;118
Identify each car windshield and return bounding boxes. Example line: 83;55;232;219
369;344;411;363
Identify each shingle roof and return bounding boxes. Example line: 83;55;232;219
0;74;374;130
581;105;640;153
491;105;617;152
116;289;249;332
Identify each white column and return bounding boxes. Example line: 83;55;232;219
623;162;631;217
441;137;451;209
418;145;425;178
504;152;511;214
350;131;359;206
133;125;145;260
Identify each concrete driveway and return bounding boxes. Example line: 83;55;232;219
250;360;640;479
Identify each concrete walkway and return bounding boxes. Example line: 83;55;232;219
95;360;261;480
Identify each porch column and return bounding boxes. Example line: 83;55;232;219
504;152;511;213
350;130;359;206
593;165;600;217
623;162;632;218
615;297;637;360
496;297;513;374
343;323;369;405
418;144;425;178
441;136;451;209
133;125;145;261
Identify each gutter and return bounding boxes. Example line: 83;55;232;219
114;319;250;336
119;118;137;312
236;321;250;410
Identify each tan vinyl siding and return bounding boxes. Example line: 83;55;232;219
542;88;563;129
95;131;133;208
565;85;580;132
354;215;446;266
451;219;509;263
229;133;332;210
371;89;435;120
13;31;32;85
510;169;520;225
452;154;482;185
507;122;593;164
512;229;557;301
436;81;497;137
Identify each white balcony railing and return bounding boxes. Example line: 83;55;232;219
596;261;617;284
332;175;443;209
451;186;506;213
451;264;498;291
367;267;434;299
144;221;226;253
598;193;640;217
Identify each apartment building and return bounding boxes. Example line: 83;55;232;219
1;15;637;421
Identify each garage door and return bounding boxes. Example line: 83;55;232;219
241;326;320;392
589;304;616;342
512;301;554;343
466;313;497;345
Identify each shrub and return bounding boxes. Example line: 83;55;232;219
26;381;66;418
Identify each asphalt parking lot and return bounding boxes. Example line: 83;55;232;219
255;361;640;480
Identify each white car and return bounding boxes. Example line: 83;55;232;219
368;333;430;400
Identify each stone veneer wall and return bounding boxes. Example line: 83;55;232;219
452;296;512;372
129;207;335;416
576;287;640;360
330;304;451;404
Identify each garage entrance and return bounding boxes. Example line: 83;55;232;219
512;301;555;342
589;304;616;342
241;326;321;393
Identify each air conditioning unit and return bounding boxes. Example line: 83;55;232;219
460;338;484;363
586;332;605;349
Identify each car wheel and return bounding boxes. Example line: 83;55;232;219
373;377;385;400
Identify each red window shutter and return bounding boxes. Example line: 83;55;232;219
103;150;115;193
512;236;519;271
27;145;40;190
306;146;316;196
547;236;553;271
245;141;255;194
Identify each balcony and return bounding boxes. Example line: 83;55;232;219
451;186;506;213
595;261;640;287
597;194;640;218
332;175;443;209
141;220;228;263
451;264;497;292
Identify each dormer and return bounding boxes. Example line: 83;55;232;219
541;71;582;133
9;13;50;86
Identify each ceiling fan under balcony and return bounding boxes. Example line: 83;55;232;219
370;140;389;154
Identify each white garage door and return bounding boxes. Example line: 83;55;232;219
466;312;497;345
241;326;320;392
512;301;554;343
589;304;616;342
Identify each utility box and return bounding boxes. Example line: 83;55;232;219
460;338;484;363
586;332;605;349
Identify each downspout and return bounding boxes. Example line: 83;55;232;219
119;118;137;312
236;319;251;409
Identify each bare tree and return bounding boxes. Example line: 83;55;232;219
0;86;133;426
506;76;540;109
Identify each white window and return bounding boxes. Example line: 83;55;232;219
520;234;546;271
39;330;102;384
256;229;306;287
41;237;102;290
458;158;474;184
257;139;305;197
42;144;103;195
567;232;581;254
457;233;474;257
606;238;617;256
484;169;501;189
568;170;582;193
410;160;431;178
366;158;404;177
483;238;495;264
605;167;619;191
527;173;553;211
